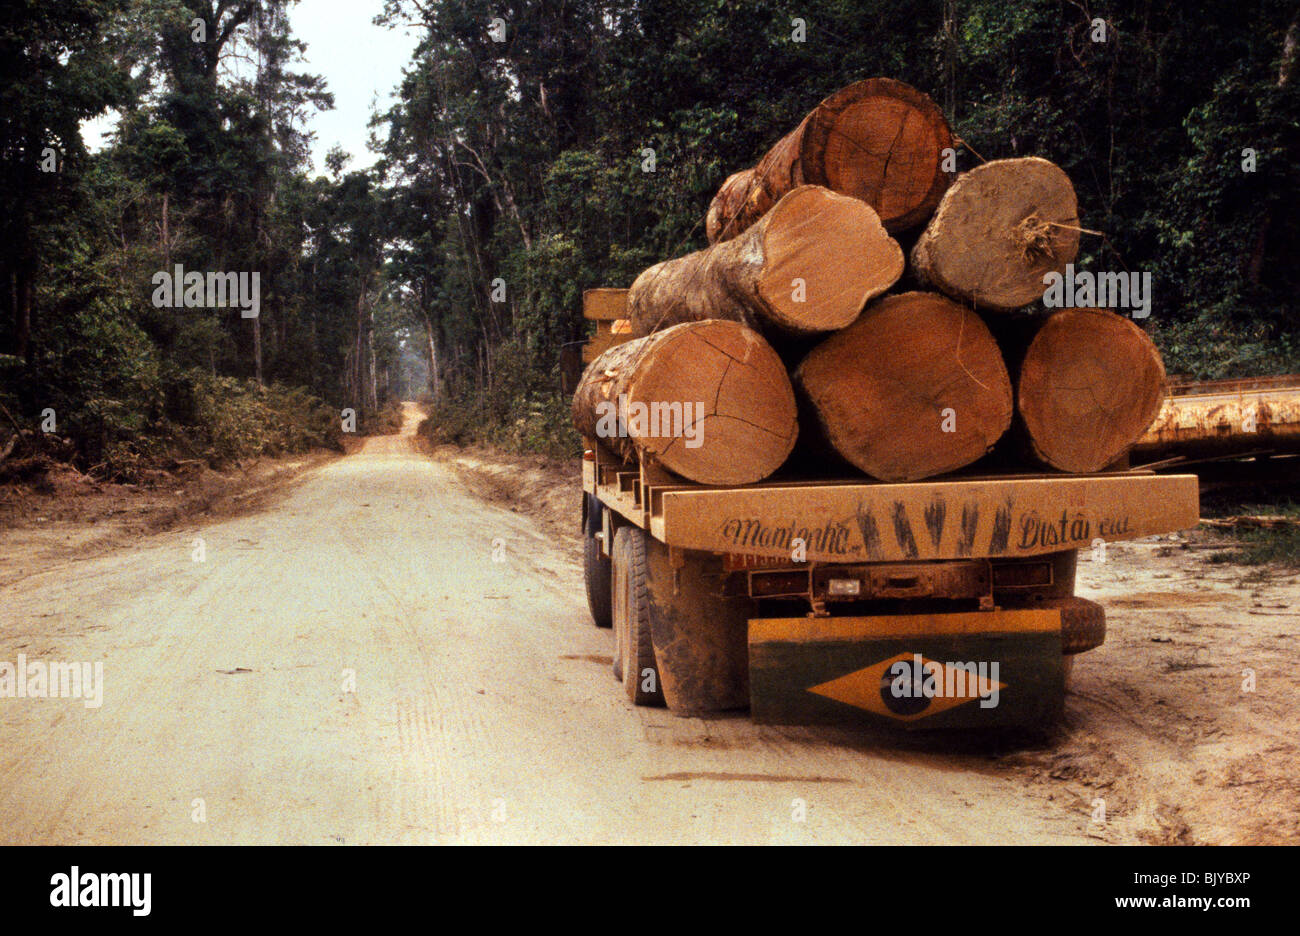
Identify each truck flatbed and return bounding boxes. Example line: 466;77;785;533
584;442;1199;562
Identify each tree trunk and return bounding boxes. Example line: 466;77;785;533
629;185;902;338
572;320;798;485
15;264;32;363
253;315;263;386
1018;308;1165;472
795;291;1013;481
911;157;1081;311
423;313;442;402
705;78;953;242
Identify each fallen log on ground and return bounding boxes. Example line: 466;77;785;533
572;319;798;485
706;78;953;242
794;291;1013;481
911;157;1080;311
1017;308;1166;473
629;185;902;338
1199;515;1300;530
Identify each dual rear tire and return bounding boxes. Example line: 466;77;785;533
583;506;662;704
611;527;665;706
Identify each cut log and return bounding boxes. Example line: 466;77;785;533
572;319;798;485
795;291;1013;481
629;185;902;338
1018;308;1166;472
707;78;953;241
911;157;1080;311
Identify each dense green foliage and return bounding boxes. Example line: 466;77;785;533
374;0;1299;454
2;1;1298;469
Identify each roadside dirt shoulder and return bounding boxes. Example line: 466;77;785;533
0;449;342;587
422;442;580;546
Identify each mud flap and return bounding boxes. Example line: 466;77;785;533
749;610;1065;729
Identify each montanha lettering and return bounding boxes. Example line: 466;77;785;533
720;517;853;554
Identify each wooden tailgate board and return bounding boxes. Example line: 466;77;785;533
650;473;1200;562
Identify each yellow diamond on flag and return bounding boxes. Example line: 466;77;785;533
808;652;1007;721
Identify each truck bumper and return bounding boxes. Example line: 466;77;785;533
748;609;1066;729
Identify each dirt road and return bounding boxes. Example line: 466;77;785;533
2;407;1295;844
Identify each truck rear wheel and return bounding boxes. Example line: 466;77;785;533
1058;597;1106;654
583;531;613;629
612;527;664;706
1035;596;1106;654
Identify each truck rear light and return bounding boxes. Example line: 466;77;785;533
748;570;811;598
827;578;861;596
992;561;1053;589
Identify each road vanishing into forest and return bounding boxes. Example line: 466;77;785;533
3;406;1292;845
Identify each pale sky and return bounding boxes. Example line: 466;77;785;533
82;0;423;174
290;0;422;172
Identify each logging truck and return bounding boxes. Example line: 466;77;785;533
577;289;1201;729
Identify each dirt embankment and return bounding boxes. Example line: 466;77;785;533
0;449;344;588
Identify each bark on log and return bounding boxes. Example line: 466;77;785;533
795;291;1013;481
1133;382;1300;459
1018;308;1166;472
629;185;903;338
572;320;798;485
911;157;1081;311
706;78;953;241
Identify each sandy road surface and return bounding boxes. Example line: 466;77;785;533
1;406;1294;844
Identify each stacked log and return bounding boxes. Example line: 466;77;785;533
911;157;1080;311
705;78;953;242
573;78;1167;485
1017;308;1165;472
629;185;903;338
795;292;1013;481
572;320;797;486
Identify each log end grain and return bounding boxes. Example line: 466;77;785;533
911;156;1080;311
796;291;1013;481
756;185;904;333
633;321;797;484
574;320;798;485
804;77;954;233
1018;308;1166;473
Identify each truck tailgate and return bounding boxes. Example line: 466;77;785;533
647;473;1198;562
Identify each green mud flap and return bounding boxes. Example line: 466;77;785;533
749;610;1064;729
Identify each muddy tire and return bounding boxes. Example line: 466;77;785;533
1043;597;1106;654
583;530;613;629
612;527;664;706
